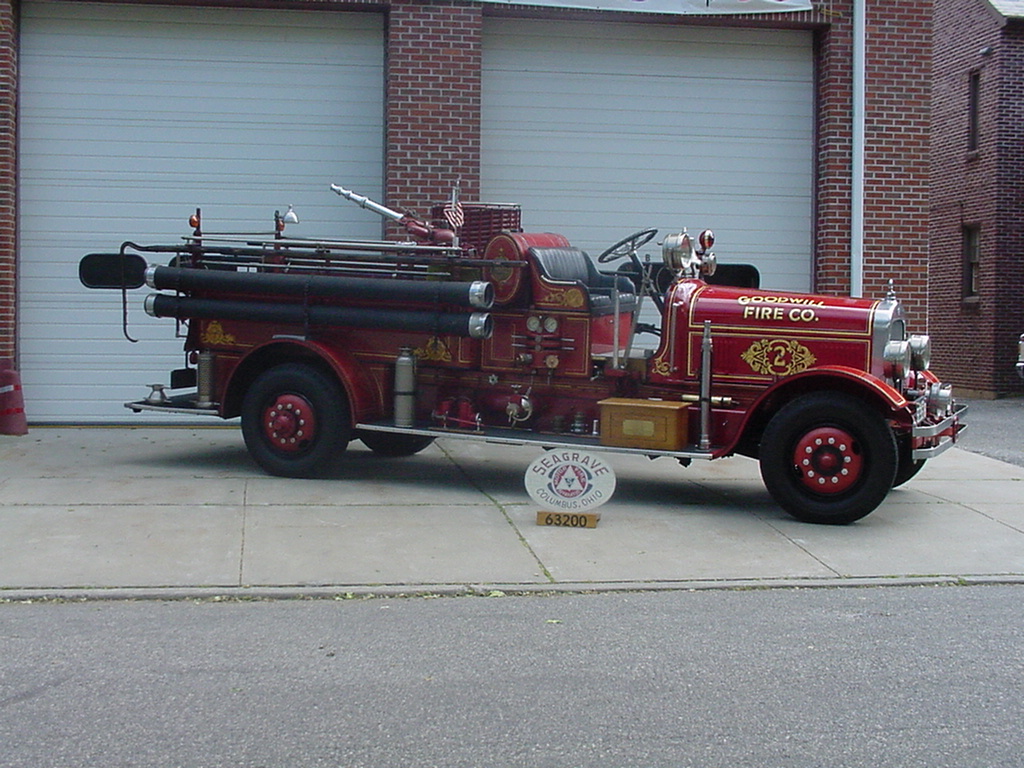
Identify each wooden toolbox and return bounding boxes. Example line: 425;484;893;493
598;398;690;451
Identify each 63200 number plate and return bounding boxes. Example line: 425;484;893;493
536;511;601;528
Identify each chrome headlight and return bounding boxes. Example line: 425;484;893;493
662;231;699;276
883;339;912;380
927;382;953;419
909;334;931;371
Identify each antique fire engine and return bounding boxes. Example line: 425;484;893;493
79;186;966;524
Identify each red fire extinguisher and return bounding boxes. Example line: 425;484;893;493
0;359;28;435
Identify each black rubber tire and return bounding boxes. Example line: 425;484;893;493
358;431;435;457
892;436;926;488
759;392;898;524
241;363;351;478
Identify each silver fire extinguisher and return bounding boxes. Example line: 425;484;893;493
394;347;417;428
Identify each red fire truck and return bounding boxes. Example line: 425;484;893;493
80;186;965;524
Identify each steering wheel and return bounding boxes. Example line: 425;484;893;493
597;227;663;314
597;228;659;264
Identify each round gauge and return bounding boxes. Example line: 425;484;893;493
545;354;560;369
526;316;542;333
543;316;559;334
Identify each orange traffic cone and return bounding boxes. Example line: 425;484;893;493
0;359;28;436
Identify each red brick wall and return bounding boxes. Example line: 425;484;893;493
793;1;933;328
813;1;855;298
862;0;931;327
995;21;1024;394
386;0;482;221
0;0;16;361
930;0;1020;395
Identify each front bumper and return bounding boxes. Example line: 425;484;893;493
911;401;968;461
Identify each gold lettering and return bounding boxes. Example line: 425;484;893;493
788;307;818;322
738;295;825;308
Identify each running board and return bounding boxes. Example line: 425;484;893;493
355;421;716;460
125;394;221;416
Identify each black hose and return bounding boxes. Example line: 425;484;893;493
144;294;492;339
147;265;493;309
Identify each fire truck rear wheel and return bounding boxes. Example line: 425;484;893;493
241;363;351;478
358;431;435;457
759;392;898;525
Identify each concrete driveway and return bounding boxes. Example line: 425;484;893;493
2;409;1023;599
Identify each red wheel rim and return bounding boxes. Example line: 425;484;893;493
793;426;862;494
261;393;317;453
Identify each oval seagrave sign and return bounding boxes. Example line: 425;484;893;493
525;449;617;513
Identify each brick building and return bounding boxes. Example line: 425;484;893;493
0;0;936;421
931;0;1024;396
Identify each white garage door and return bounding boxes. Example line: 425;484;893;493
18;2;384;422
481;18;814;298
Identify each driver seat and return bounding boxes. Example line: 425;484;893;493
529;246;638;316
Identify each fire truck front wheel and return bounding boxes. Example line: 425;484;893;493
758;392;898;525
892;436;926;488
241;363;351;478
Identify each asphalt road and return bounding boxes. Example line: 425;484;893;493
958;396;1024;467
3;585;1023;768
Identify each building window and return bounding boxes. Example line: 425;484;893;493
967;70;981;154
962;225;981;298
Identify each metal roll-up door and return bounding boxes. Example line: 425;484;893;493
18;2;384;422
481;17;814;312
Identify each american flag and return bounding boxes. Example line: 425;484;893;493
443;185;464;230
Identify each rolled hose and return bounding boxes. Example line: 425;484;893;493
144;294;492;339
146;265;494;309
